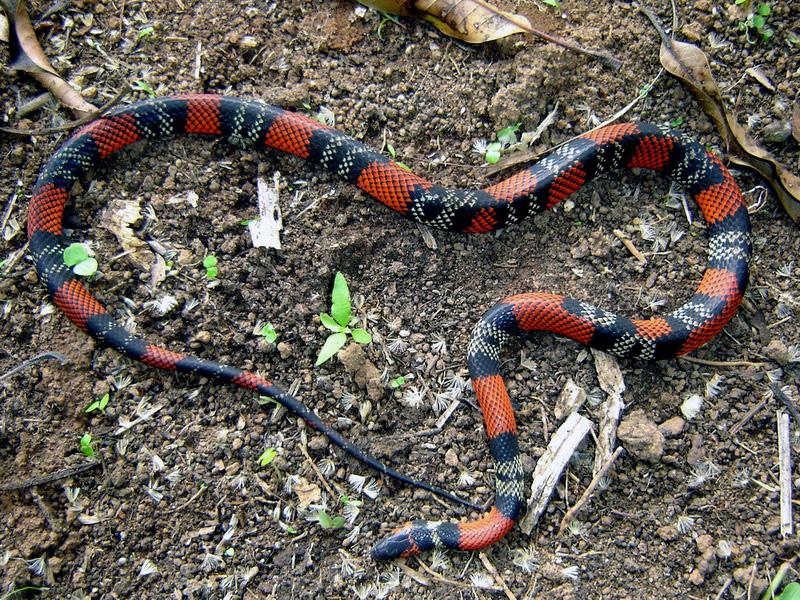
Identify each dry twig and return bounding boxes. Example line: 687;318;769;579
558;446;624;535
0;460;99;492
520;411;592;534
777;410;793;537
479;552;518;600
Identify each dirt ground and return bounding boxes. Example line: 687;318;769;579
1;0;799;598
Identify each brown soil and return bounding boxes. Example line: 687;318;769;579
1;1;799;598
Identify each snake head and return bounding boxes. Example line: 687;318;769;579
371;520;441;560
371;524;418;561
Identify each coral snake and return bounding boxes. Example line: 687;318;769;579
27;95;751;560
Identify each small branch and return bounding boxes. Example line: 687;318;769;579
679;356;768;368
772;384;800;425
298;435;343;500
714;577;732;600
777;410;793;537
592;350;625;478
395;560;432;586
729;395;769;436
519;411;592;534
167;483;208;514
516;24;622;70
0;460;99;492
613;229;647;264
0;351;69;381
435;398;461;429
414;557;500;591
558;446;624;536
479;552;518;600
0;86;131;136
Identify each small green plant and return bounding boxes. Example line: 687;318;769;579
63;243;98;277
202;255;218;279
389;375;406;389
316;272;372;365
85;392;110;414
670;116;684;128
257;447;278;467
484;122;521;164
137;26;155;39
376;11;400;40
541;0;561;7
385;142;411;171
739;2;774;42
315;509;346;529
256;322;278;344
79;433;95;458
132;79;156;97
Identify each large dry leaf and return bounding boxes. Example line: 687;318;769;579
1;0;95;117
357;0;621;68
654;21;800;221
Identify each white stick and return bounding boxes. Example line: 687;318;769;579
777;409;793;537
519;411;592;534
592;349;625;477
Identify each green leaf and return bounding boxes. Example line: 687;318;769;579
316;510;345;529
73;258;98;277
389;376;405;389
387;143;396;158
85;393;109;413
138;26;154;39
205;266;218;279
259;322;278;343
79;433;94;457
257;447;277;466
757;3;771;16
485;141;502;164
315;332;347;366
317;510;333;528
330;272;351;328
778;583;800;599
351;328;372;345
132;79;156;98
496;123;521;145
203;255;218;268
752;14;766;28
63;243;89;266
541;0;561;7
319;313;342;332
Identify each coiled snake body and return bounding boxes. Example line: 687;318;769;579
27;95;751;559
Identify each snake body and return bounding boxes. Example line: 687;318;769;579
27;95;751;559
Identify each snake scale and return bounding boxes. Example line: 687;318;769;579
27;94;751;559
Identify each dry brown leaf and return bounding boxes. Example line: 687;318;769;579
792;102;800;144
2;0;96;117
745;66;775;92
649;11;800;221
357;0;621;68
414;0;531;43
293;477;322;510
